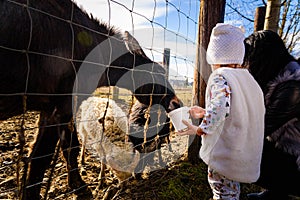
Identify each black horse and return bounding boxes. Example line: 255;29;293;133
0;0;181;199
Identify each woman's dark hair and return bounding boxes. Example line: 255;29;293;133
243;30;295;92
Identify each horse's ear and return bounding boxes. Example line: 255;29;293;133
124;31;148;57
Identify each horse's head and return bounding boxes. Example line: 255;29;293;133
97;30;182;112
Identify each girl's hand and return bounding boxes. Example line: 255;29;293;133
176;120;198;136
189;106;206;119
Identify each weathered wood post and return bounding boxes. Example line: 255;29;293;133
163;48;170;79
188;0;226;163
254;6;266;31
112;86;119;100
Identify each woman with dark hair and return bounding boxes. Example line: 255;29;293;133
244;30;300;199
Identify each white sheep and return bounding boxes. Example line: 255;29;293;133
75;96;140;187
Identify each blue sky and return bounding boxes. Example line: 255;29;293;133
74;0;200;81
74;0;299;81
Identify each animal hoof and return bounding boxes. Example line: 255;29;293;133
68;173;89;195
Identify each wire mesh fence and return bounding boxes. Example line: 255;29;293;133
0;0;199;199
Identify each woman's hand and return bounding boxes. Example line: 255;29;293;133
189;106;205;119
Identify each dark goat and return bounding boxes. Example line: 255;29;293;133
0;0;181;199
129;100;175;173
129;100;173;152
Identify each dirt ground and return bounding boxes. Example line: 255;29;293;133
1;110;299;200
0;107;191;200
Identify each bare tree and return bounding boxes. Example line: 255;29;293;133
279;0;300;54
264;0;281;32
227;0;299;54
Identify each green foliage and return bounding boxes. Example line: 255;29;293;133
157;161;212;200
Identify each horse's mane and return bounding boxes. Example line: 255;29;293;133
72;0;123;39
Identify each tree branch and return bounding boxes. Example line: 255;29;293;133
226;3;254;22
281;0;287;6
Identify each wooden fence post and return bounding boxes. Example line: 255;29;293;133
188;0;226;164
112;86;119;100
254;6;266;31
163;48;170;79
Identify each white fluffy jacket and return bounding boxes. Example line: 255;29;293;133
200;67;265;183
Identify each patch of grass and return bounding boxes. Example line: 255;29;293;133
158;161;212;200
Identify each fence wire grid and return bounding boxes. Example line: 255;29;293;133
0;0;199;199
1;0;282;199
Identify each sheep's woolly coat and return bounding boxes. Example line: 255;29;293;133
265;61;300;170
76;97;139;175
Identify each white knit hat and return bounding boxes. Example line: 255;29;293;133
206;23;245;65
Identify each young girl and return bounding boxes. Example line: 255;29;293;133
177;23;265;200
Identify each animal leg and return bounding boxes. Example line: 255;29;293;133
79;141;87;178
99;161;106;186
157;146;164;166
79;135;86;165
24;112;59;200
93;160;107;197
165;135;173;152
60;123;87;194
